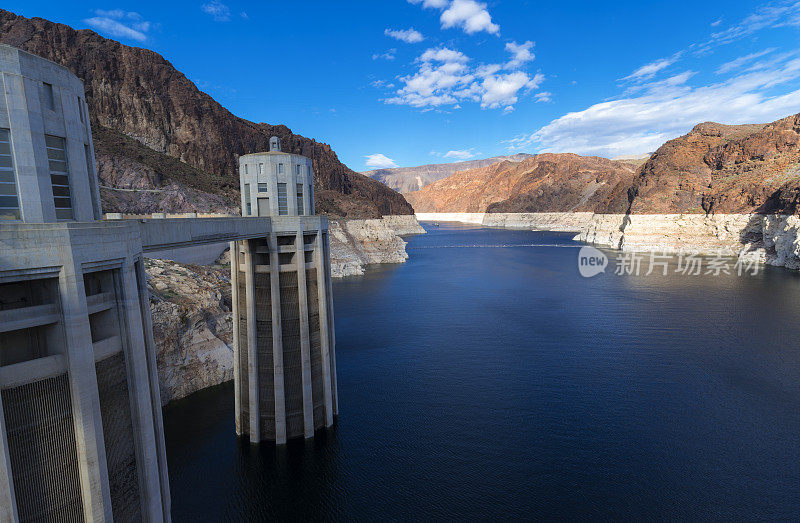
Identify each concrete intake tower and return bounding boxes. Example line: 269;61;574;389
233;138;338;444
0;44;337;522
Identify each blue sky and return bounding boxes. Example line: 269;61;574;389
6;1;800;171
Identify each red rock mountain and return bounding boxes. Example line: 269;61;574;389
364;154;532;193
0;9;412;217
404;153;638;213
406;113;800;216
627;116;800;214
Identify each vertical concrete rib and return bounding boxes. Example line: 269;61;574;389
0;391;19;522
134;258;171;521
268;233;287;445
322;232;339;415
314;231;334;427
59;257;114;521
243;240;260;442
119;263;164;520
230;241;242;436
295;228;315;438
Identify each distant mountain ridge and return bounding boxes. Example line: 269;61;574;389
0;9;411;217
364;153;532;193
404;114;800;216
405;153;637;213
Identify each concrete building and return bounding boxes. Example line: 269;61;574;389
232;138;337;444
0;45;336;521
239;137;316;217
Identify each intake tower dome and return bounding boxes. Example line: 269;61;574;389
238;136;315;217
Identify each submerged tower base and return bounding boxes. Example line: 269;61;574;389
232;216;338;444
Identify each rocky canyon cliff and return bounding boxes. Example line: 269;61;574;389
405;153;638;214
364;153;531;193
406;113;800;218
626;116;800;215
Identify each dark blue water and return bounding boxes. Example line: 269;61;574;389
164;223;800;520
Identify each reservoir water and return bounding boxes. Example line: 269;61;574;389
163;223;800;520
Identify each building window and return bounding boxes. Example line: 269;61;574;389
258;183;268;193
277;183;288;215
0;129;20;220
77;97;84;123
278;163;284;174
296;183;304;215
46;135;73;220
41;82;55;111
258;163;264;176
244;183;252;216
295;164;301;176
244;164;248;175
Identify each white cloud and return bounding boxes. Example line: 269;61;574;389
408;0;449;8
698;1;800;52
385;46;543;111
420;47;469;63
508;2;800;158
480;71;542;109
506;55;800;158
201;1;231;22
619;3;800;84
373;49;397;61
505;41;535;69
444;149;475;160
441;0;499;35
409;0;499;35
385;47;473;108
621;53;682;81
240;11;249;19
385;28;425;43
716;48;776;74
94;9;128;18
365;154;399;169
84;10;150;42
534;91;552;103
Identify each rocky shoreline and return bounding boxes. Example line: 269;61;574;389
578;213;800;270
146;257;234;406
416;212;800;270
416;212;596;232
329;215;426;277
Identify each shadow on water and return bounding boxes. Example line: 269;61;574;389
164;382;346;521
